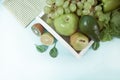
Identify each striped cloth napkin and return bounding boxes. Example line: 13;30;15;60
3;0;46;27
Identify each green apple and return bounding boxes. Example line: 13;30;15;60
54;13;79;36
102;0;120;12
70;32;89;51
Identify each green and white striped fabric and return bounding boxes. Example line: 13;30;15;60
3;0;45;27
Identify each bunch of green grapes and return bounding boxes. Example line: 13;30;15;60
94;5;111;24
44;0;65;25
44;0;111;26
43;0;82;25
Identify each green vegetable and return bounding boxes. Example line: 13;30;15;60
100;9;120;41
110;9;120;38
102;0;120;12
35;45;48;53
49;42;58;58
100;24;113;41
79;15;100;42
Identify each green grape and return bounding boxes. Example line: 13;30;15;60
95;11;103;17
52;12;59;19
56;7;64;15
98;15;105;22
82;9;90;15
46;0;55;5
64;7;71;14
63;0;70;9
48;12;55;19
95;5;102;11
83;2;92;10
95;11;105;22
99;13;111;24
81;0;86;4
55;0;64;6
76;9;82;16
87;0;95;6
69;3;77;12
46;18;53;25
44;6;52;14
71;0;77;4
77;1;83;9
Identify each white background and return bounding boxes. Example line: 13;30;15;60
1;1;120;80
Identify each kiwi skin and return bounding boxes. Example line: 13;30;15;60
32;23;44;36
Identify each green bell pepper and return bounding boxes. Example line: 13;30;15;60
102;0;120;12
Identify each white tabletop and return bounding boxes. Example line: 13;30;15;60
0;1;120;80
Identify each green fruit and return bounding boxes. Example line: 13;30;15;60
102;0;120;12
70;32;89;51
79;15;100;42
31;23;44;36
54;13;79;36
40;32;54;46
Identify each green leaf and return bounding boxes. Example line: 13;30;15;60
49;47;58;58
35;45;48;53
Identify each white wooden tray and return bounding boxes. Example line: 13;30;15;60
35;11;94;58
